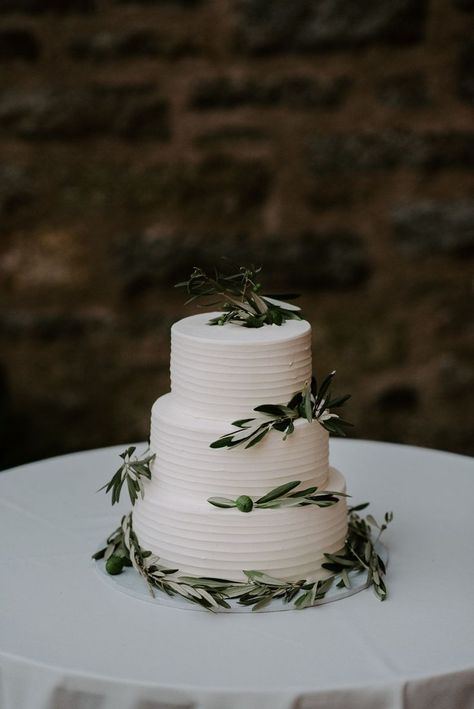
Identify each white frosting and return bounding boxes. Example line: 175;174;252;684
133;467;347;582
132;312;349;583
170;312;312;419
148;393;329;496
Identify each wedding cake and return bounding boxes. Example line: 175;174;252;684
132;312;348;582
95;266;391;610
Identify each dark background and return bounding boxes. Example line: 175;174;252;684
1;0;473;470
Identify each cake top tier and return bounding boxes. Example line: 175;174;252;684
172;311;311;344
170;312;312;420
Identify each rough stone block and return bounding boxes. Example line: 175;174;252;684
115;227;369;291
425;132;474;168
0;164;31;215
458;41;474;103
0;0;95;13
307;130;474;172
376;383;419;411
0;85;170;140
307;175;364;208
115;0;199;5
453;0;474;10
69;30;196;60
0;28;40;61
392;200;474;255
235;0;428;53
375;72;431;108
259;231;370;287
0;308;115;339
195;125;267;146
308;130;427;171
190;75;351;109
115;228;249;290
174;155;271;214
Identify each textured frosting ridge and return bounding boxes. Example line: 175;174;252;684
149;394;329;496
133;467;347;582
170;312;312;418
132;312;349;583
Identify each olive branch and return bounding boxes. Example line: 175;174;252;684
208;479;349;512
210;371;352;450
92;505;392;610
175;264;303;328
98;446;155;506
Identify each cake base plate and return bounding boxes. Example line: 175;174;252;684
93;542;387;613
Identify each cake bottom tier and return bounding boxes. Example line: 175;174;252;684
133;467;348;583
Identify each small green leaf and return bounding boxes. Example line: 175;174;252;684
209;436;235;449
251;595;273;611
256;480;301;504
316;370;336;405
231;418;254;428
259;497;306;509
208;497;236;509
253;404;289;416
287;391;303;409
243;570;284;586
326;393;351;408
288;486;318;497
244;428;270;448
349;502;370;513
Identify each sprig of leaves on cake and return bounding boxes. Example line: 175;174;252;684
98;446;155;506
210;370;352;450
93;505;392;609
208;479;349;512
175;264;303;328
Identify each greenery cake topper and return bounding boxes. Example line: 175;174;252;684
93;264;393;611
175;264;303;327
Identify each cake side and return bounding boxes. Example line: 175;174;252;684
170;312;312;419
146;393;330;497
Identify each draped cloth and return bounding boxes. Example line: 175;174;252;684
1;441;473;709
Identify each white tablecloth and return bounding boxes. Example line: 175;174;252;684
1;440;473;709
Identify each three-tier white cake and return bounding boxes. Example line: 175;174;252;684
132;311;348;583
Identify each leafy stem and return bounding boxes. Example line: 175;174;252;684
208;479;349;512
98;446;155;506
175;264;303;328
93;507;392;610
210;371;352;450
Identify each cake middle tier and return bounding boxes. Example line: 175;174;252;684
170;312;312;419
148;393;330;498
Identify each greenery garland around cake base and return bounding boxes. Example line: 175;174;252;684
93;504;392;612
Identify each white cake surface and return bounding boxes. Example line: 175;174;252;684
170;312;312;419
133;466;347;582
132;312;349;583
148;393;329;496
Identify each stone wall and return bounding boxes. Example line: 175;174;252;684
1;0;473;468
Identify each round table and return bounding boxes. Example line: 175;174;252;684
1;440;473;709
